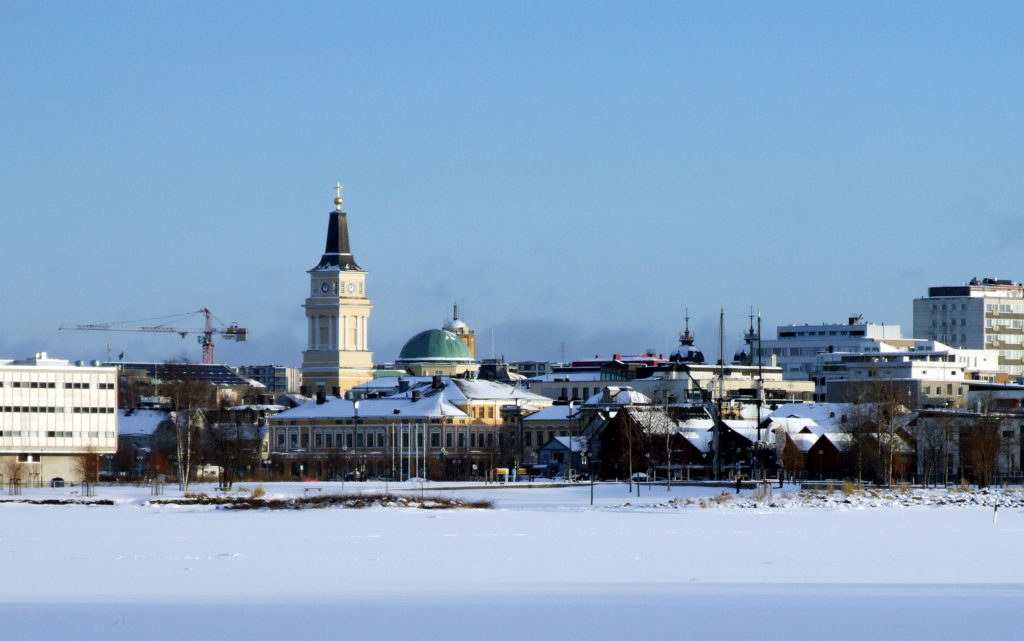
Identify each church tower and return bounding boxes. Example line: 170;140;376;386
300;184;374;397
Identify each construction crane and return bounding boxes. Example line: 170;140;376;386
60;308;248;365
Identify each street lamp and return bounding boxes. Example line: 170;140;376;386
440;447;447;482
567;400;579;482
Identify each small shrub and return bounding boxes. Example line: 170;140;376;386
252;486;266;499
842;480;862;496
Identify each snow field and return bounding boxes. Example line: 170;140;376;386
1;481;1021;640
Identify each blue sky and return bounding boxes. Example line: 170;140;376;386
2;2;1023;367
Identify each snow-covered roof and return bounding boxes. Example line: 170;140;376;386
353;376;548;405
449;378;550;403
583;387;652;406
523;405;580;422
227;404;286;412
768;403;854;431
787;433;819;453
769;416;824;436
548;436;588;452
818;432;855;452
678;429;712;452
276;393;311;406
274;394;468;420
118;409;169;436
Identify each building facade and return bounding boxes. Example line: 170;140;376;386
757;318;909;396
301;185;375;397
0;353;117;485
913;277;1024;377
235;365;300;394
268;376;551;480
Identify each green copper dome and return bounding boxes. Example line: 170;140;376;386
397;329;474;362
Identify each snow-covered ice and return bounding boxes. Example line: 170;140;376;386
1;481;1021;640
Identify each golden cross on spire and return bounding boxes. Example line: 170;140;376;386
334;182;344;210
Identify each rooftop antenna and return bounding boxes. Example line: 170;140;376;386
560;341;566;364
713;308;724;480
680;309;695;346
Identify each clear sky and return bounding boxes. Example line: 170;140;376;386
2;1;1023;367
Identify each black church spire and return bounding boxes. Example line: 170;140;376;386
312;183;362;271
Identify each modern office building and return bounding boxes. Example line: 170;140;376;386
758;318;909;379
0;353;117;485
913;277;1024;376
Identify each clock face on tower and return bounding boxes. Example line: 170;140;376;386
321;282;330;293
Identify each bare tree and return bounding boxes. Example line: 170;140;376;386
780;437;805;481
841;378;909;485
1;457;23;485
159;358;216;492
175;408;203;492
74;446;102;483
914;413;957;487
963;415;1002;488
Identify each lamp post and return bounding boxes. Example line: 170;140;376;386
440;447;447;482
342;444;348;491
567;400;579;482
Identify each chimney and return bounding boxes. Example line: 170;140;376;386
316;390;326;405
398;378;410;393
412;389;422;402
300;385;308;396
432;374;443;389
332;386;340;398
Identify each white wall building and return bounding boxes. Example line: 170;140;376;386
757;318;909;398
0;353;117;485
819;341;999;408
913;277;1024;376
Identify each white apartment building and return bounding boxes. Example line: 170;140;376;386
757;318;910;399
821;340;998;408
0;353;117;486
913;277;1024;376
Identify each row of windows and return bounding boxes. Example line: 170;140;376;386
469;406;497;419
275;428;496;450
778;329;867;338
0;381;114;389
0;406;115;414
522;430;566;447
986;319;1024;329
932;333;968;344
921;385;962;396
0;431;115;438
986;303;1024;314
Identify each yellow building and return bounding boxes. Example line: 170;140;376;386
300;185;374;397
269;376;552;480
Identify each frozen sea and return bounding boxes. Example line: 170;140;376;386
1;480;1020;640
